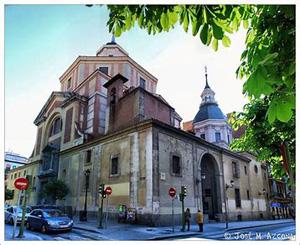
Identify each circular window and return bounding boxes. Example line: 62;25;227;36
254;165;258;174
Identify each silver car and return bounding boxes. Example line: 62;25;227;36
5;206;31;225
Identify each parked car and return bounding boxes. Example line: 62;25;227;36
26;209;73;233
5;206;32;225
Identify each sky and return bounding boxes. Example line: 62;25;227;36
5;4;248;158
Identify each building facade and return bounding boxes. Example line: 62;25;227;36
6;39;270;225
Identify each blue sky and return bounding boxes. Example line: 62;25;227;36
5;4;248;157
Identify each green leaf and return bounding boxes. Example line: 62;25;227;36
138;13;143;28
222;35;231;47
168;10;178;25
206;27;213;46
125;16;132;30
212;22;224;40
258;52;278;66
246;29;255;44
160;12;169;31
192;19;201;36
243;66;274;97
183;12;189;32
276;100;293;122
114;24;122;37
243;19;249;29
267;100;277;123
285;95;295;109
200;24;209;44
212;38;218;51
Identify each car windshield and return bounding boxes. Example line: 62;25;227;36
43;210;64;218
14;207;31;213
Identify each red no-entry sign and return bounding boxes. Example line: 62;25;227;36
105;186;112;195
14;178;29;190
169;187;176;198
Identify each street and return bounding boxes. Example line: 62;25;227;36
5;224;106;241
5;219;296;241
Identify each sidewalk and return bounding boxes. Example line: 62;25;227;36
73;217;295;240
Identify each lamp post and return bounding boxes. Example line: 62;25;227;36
225;180;234;229
83;169;90;221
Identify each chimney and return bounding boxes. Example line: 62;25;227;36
103;73;128;133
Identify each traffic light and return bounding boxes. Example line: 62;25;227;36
99;184;105;196
181;185;187;197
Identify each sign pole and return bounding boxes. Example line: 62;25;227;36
105;196;109;229
17;188;27;238
172;197;175;233
12;190;22;239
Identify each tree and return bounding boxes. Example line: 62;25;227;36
104;4;295;172
229;99;295;180
105;5;295;124
41;179;69;202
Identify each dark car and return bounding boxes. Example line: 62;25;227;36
26;209;73;233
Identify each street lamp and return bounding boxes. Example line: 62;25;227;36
226;180;234;190
225;180;234;229
82;169;90;221
258;188;266;196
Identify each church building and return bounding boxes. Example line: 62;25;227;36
5;38;270;226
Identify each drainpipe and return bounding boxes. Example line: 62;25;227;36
220;150;229;229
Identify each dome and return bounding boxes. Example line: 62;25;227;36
193;102;226;123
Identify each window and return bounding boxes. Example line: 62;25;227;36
254;165;258;174
23;170;26;176
49;117;62;137
99;66;108;75
32;177;36;191
247;190;250;200
86;150;92;163
67;78;71;89
140;77;146;89
174;119;180;128
232;161;240;178
111;156;119;176
215;132;221;142
235;188;241;208
62;169;67;179
244;166;247;175
110;88;116;105
227;134;230;144
10;174;13;180
200;134;205;140
18;172;20;177
171;155;181;176
205;189;211;197
14;173;17;179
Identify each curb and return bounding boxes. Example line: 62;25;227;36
148;232;199;240
73;226;103;234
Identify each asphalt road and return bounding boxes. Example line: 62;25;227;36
5;224;106;241
170;222;296;241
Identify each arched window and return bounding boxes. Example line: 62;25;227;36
49;117;62;137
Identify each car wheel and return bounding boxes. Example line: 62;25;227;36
9;218;14;225
41;224;47;234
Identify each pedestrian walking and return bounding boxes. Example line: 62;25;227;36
184;208;191;231
197;209;204;232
